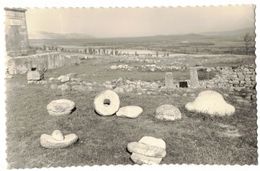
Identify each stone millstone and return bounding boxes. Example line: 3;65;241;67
40;130;78;149
116;106;143;118
155;104;182;121
127;136;166;165
94;90;120;116
47;99;75;116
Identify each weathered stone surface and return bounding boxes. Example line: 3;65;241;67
58;84;71;92
51;130;64;141
130;153;162;165
201;65;256;90
165;72;174;88
116;106;143;118
58;75;70;83
49;77;57;82
127;142;166;158
5;8;30;57
94;90;120;116
185;90;235;116
190;67;199;88
40;130;78;149
27;70;43;81
155;104;182;121
47;99;75;116
71;78;82;82
28;80;47;84
127;136;166;164
113;87;125;94
139;136;166;150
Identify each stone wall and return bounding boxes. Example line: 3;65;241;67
200;64;256;91
7;52;81;74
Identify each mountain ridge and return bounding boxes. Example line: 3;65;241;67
29;27;255;40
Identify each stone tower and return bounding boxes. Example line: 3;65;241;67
5;8;30;57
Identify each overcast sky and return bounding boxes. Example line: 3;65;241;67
26;6;255;38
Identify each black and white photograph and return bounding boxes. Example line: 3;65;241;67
3;5;257;168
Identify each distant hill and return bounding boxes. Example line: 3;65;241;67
29;27;256;49
29;27;255;41
201;27;255;37
29;31;95;40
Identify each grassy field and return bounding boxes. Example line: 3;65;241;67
6;54;257;168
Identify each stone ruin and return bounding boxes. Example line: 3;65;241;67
27;67;44;84
200;65;256;91
5;8;83;76
165;64;256;92
189;67;200;88
5;8;33;57
165;72;175;88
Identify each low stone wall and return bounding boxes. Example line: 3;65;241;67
200;64;256;91
7;52;82;74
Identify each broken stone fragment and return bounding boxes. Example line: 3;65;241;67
113;87;124;94
155;104;182;121
139;136;166;150
40;130;78;149
127;142;166;158
47;99;75;116
116;106;143;118
127;136;166;164
130;153;162;165
27;70;43;81
57;75;70;83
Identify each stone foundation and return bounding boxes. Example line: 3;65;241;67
7;52;81;74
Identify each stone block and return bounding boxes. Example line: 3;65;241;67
27;69;43;81
165;72;174;88
189;67;199;88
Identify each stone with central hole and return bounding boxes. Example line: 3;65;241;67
94;90;120;116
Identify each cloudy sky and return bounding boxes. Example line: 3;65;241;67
26;5;255;38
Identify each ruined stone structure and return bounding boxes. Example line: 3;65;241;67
5;8;32;57
7;52;81;75
165;72;175;88
189;67;200;88
164;65;256;94
164;72;190;89
200;65;256;91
